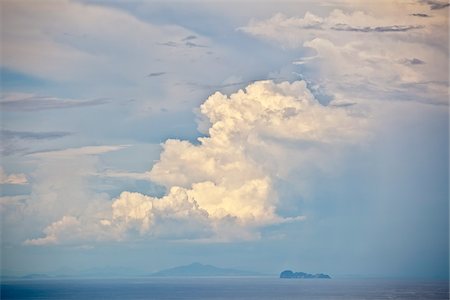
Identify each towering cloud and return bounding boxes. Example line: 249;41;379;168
25;80;368;245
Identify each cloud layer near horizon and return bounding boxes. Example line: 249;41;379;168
23;80;368;245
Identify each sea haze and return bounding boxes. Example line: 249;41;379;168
1;278;448;300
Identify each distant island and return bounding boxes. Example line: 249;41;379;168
280;270;331;279
2;263;263;279
151;263;261;277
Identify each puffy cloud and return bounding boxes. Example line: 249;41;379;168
0;167;28;185
24;216;80;246
0;145;127;245
24;214;121;246
24;80;368;245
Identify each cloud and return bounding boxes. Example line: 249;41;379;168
240;5;448;105
1;130;72;140
96;170;151;181
24;216;79;246
146;72;166;78
400;58;426;65
184;41;208;48
0;93;109;111
28;145;129;159
0;167;28;185
24;80;368;245
24;215;120;246
239;9;427;48
1;0;216;87
330;24;423;32
24;146;126;216
0;129;73;156
300;37;447;104
410;13;431;17
158;40;208;49
182;35;197;41
425;0;450;10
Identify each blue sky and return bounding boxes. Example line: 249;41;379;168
1;0;448;279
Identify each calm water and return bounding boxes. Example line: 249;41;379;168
1;277;449;300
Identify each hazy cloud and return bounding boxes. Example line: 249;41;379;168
410;13;431;17
0;129;73;156
425;0;450;10
400;58;426;65
0;93;109;111
28;145;129;159
240;4;448;105
1;130;72;140
185;41;207;48
158;41;178;47
239;9;427;48
147;72;166;77
0;167;28;185
182;35;197;41
330;24;423;32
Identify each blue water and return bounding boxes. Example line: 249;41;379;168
1;277;448;299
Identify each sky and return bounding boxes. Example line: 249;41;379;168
0;0;448;279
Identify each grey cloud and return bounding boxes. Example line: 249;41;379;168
400;58;426;65
329;103;356;108
1;130;72;140
185;76;286;91
0;95;109;111
0;130;72;156
425;0;450;10
182;35;197;41
0;143;28;156
186;81;250;90
147;72;166;77
410;13;431;17
185;41;207;48
331;24;424;32
158;41;178;47
158;40;207;48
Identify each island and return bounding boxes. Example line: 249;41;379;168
151;262;261;277
280;270;331;279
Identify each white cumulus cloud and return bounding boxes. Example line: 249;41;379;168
24;80;369;245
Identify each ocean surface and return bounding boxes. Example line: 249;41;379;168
1;277;448;300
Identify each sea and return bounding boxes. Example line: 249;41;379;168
1;277;449;299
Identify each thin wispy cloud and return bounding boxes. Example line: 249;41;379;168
400;58;426;65
0;167;28;185
27;145;129;159
0;94;110;111
1;130;72;140
330;24;423;32
147;72;166;77
182;35;197;41
425;0;450;10
410;13;431;17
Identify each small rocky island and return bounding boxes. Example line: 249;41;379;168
280;270;331;279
